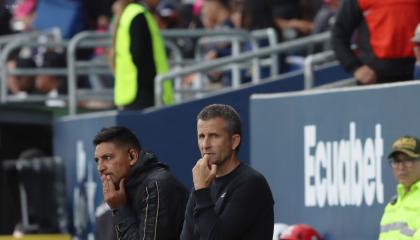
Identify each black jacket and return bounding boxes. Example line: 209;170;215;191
112;151;189;240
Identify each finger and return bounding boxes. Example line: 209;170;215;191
106;175;116;191
202;154;210;166
101;175;108;190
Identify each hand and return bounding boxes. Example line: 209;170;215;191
102;175;127;209
205;50;217;60
353;65;377;85
192;155;217;190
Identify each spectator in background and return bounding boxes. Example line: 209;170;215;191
379;136;420;239
88;14;114;92
35;51;67;97
331;0;420;85
7;56;37;96
95;15;111;57
156;1;180;29
272;0;313;40
182;0;235;88
12;0;37;31
312;0;340;34
0;7;13;35
225;0;285;85
112;0;174;110
310;0;341;53
412;23;420;80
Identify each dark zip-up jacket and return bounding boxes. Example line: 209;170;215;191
112;151;189;240
331;0;420;82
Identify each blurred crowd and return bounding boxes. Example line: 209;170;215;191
0;0;419;108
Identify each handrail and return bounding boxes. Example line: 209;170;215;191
313;77;357;89
303;50;336;89
66;31;111;115
181;28;278;99
0;29;333;114
161;29;251;38
0;32;49;103
0;38;24;103
0;31;70;104
155;31;331;106
0;31;44;47
66;30;188;115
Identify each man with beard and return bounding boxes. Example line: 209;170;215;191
180;104;274;240
93;126;188;239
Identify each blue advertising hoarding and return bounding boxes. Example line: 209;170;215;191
54;112;116;239
53;64;351;238
250;81;420;239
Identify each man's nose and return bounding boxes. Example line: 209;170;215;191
202;137;211;149
97;160;105;173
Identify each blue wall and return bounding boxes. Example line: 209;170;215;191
250;80;420;239
54;113;116;238
53;64;350;238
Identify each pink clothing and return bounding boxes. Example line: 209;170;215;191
192;0;203;16
14;0;37;20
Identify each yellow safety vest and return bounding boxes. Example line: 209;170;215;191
114;3;174;106
379;181;420;239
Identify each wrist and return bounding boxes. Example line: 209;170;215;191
194;182;209;190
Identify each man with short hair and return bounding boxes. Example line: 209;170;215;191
180;104;274;240
93;126;188;239
379;136;420;239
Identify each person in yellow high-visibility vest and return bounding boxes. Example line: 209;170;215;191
379;136;420;239
113;0;174;110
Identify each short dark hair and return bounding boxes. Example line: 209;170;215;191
93;126;141;150
197;104;242;136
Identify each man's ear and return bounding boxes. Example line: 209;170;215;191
128;148;139;165
231;134;240;151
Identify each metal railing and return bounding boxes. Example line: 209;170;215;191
0;29;335;114
303;50;336;89
192;28;279;87
0;31;66;103
155;31;331;106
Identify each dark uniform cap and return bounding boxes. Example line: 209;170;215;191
388;136;420;159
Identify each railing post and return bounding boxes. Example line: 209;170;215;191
0;39;26;103
231;38;241;88
67;31;96;115
304;55;314;89
155;74;163;107
266;28;279;76
304;50;336;89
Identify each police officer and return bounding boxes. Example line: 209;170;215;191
379;136;420;239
